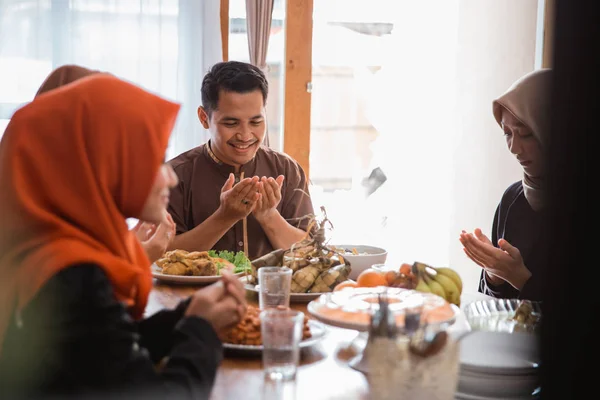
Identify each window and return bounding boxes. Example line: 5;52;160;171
228;0;286;151
303;0;541;294
0;0;221;159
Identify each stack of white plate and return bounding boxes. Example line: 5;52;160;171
456;331;540;399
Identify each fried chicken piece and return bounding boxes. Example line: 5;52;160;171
155;257;169;268
166;249;190;262
187;251;210;260
161;261;188;276
157;249;219;276
190;259;218;276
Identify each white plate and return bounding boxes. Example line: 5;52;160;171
151;263;244;284
241;276;327;303
306;287;460;332
459;330;540;375
222;320;327;354
455;391;538;400
458;371;540;399
307;301;460;332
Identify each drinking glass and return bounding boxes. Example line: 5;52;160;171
260;309;304;381
258;266;292;310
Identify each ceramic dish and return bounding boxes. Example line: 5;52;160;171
455;391;539;400
241;276;326;303
463;298;542;334
306;286;459;332
222;320;327;355
328;244;388;280
151;263;244;284
459;330;540;375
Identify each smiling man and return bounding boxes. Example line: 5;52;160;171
167;61;314;260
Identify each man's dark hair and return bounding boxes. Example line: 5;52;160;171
201;61;269;115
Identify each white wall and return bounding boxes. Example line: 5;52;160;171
450;0;539;293
328;0;541;295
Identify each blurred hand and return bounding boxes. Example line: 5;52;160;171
185;270;247;337
252;175;284;223
459;228;531;290
133;212;176;263
218;173;261;222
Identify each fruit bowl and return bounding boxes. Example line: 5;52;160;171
329;244;388;280
338;261;464;308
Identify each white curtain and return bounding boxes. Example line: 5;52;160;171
245;0;275;147
0;0;222;160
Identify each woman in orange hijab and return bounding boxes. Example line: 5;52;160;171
36;64;178;264
0;74;246;398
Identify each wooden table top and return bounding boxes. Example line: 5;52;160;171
146;280;487;400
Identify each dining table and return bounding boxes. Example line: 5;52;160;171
146;278;493;400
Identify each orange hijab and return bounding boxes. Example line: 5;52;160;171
35;64;148;290
35;64;101;96
0;74;180;351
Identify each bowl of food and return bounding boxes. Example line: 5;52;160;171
462;298;542;334
329;245;388;281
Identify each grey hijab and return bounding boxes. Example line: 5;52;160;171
492;68;553;211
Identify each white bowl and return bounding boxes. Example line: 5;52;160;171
329;244;388;280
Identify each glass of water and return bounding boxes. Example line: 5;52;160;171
260;308;304;381
258;267;292;310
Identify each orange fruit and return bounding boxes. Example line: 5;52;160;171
356;268;388;287
333;280;358;291
384;270;399;285
399;263;412;275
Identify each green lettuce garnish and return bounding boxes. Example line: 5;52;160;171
208;250;252;274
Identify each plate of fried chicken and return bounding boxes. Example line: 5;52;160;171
152;249;244;284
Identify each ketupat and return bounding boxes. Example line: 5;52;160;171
248;207;352;293
248;248;286;284
309;263;351;293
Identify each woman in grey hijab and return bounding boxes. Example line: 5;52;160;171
459;69;552;301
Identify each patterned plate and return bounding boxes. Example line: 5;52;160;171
222;320;327;354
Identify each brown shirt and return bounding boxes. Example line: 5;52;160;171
167;142;314;260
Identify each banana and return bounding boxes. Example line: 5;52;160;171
423;273;446;299
414;277;431;293
436;267;463;294
423;273;446;300
432;273;461;306
412;261;429;276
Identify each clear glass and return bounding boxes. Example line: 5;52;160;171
258;267;292;310
260;309;304;381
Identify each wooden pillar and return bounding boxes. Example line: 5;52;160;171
220;0;230;61
283;0;313;178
